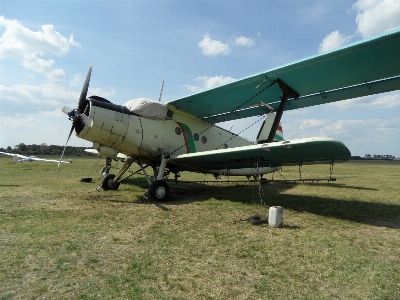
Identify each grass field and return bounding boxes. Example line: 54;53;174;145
0;156;399;299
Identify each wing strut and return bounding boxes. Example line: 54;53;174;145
265;78;299;143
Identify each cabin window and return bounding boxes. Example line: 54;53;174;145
175;127;182;135
201;136;207;144
193;133;199;141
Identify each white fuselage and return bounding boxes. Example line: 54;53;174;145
76;98;277;175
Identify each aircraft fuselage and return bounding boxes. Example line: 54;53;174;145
75;97;276;176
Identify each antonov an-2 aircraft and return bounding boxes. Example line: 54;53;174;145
61;29;400;201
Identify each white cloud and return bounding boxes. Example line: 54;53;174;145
320;119;365;135
68;34;80;47
369;92;400;108
299;119;329;130
184;75;236;93
0;16;79;81
198;33;231;56
38;109;65;117
353;0;400;38
285;108;313;116
234;36;255;47
70;74;82;87
0;83;79;112
88;87;115;98
318;0;400;53
286;116;400;144
0;114;39;129
318;31;352;52
326;91;400;110
0;82;115;114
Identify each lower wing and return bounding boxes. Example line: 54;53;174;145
169;137;350;171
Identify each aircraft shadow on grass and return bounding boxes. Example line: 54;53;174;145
299;183;379;191
97;177;399;229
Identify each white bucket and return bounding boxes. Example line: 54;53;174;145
268;206;283;228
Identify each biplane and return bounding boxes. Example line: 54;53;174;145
60;29;400;201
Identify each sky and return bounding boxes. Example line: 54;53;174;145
1;0;400;157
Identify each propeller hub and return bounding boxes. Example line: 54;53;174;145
68;109;78;119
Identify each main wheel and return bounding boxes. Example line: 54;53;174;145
148;180;170;201
101;174;120;190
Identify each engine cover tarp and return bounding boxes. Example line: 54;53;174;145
124;98;168;120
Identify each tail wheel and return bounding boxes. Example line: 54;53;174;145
148;180;170;201
101;174;120;190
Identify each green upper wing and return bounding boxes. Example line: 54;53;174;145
167;29;400;122
169;137;351;171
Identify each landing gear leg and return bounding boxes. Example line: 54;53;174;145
100;157;135;190
147;155;170;201
329;160;335;181
298;163;302;180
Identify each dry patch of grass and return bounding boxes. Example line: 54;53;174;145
0;157;399;299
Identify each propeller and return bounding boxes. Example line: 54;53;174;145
58;64;94;167
78;63;93;114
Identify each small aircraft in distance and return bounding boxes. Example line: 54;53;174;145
60;29;400;201
0;152;71;164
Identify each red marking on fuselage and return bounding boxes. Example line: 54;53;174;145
176;122;190;153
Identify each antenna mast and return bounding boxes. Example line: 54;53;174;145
158;81;165;102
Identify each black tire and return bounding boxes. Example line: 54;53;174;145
101;174;120;190
148;180;170;201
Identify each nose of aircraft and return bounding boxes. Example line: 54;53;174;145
58;64;94;166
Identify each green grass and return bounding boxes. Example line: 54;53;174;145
0;157;399;299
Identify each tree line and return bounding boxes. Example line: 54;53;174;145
351;154;397;160
364;154;396;160
0;143;90;156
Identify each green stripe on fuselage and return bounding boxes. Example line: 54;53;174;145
177;122;196;153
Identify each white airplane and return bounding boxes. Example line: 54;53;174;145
0;152;71;164
60;29;400;201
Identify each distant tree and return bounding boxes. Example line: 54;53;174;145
16;143;27;152
7;146;12;152
40;143;49;154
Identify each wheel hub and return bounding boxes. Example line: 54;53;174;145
155;187;166;198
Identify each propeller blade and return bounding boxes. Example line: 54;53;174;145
61;106;73;115
78;114;93;127
78;63;93;113
58;124;74;167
